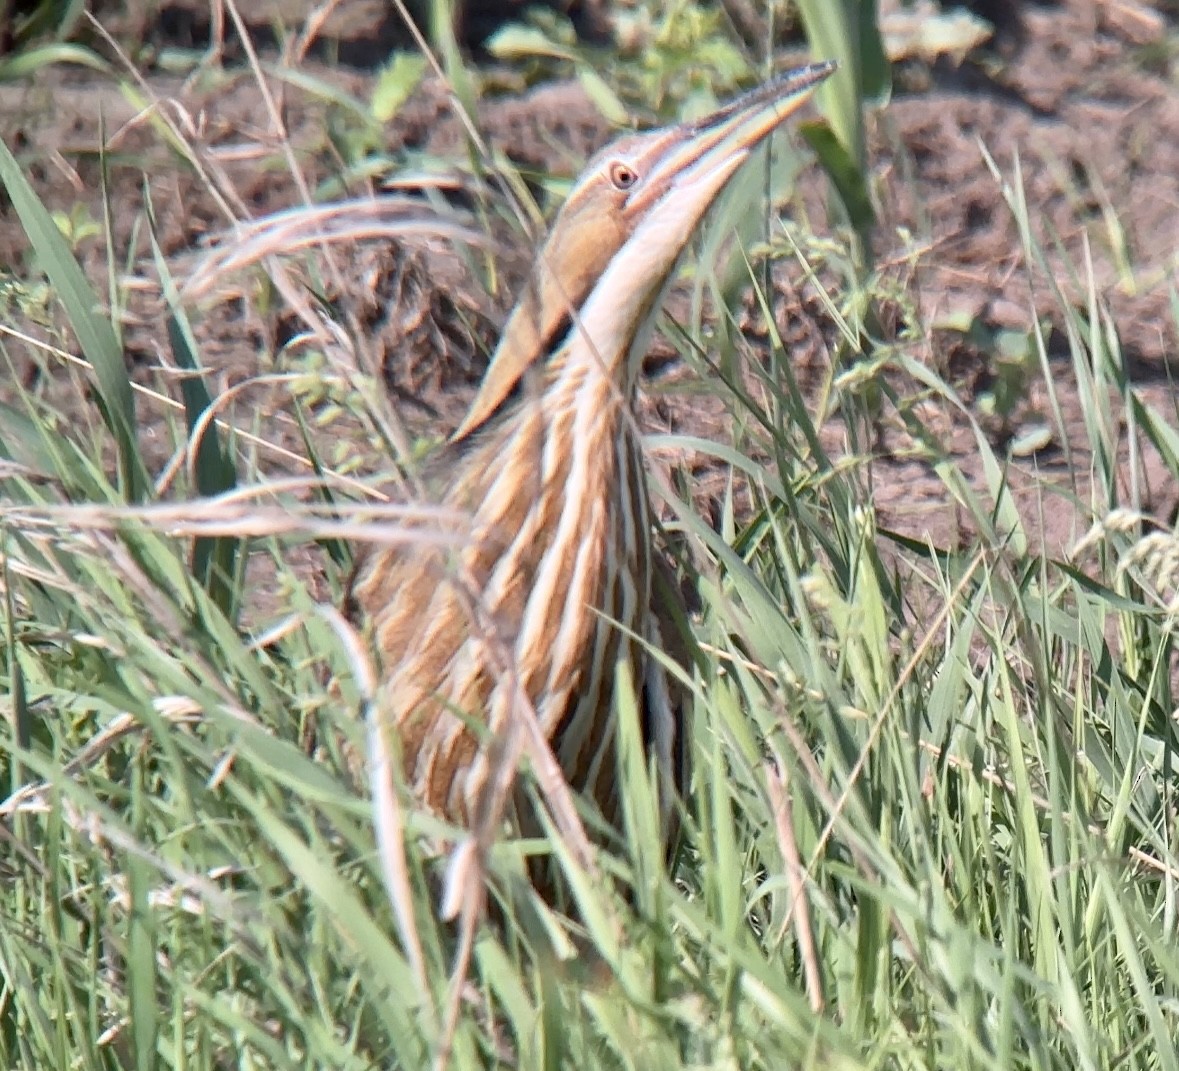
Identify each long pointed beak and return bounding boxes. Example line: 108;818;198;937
626;60;837;218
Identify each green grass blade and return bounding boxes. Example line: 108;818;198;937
0;135;147;500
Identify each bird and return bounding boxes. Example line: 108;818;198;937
351;61;836;867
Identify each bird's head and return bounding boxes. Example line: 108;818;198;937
454;60;837;440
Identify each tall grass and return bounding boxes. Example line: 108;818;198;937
2;3;1179;1069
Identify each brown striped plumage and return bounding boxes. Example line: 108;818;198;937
352;62;835;853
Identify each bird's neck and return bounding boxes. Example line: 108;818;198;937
466;335;638;501
457;217;680;445
450;335;652;694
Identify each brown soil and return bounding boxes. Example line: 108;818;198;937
1;0;1177;584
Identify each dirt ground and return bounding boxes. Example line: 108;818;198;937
1;0;1177;569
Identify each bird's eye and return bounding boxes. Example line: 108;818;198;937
609;161;638;190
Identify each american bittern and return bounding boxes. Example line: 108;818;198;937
353;62;835;854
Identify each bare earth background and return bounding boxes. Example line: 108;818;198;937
1;0;1176;568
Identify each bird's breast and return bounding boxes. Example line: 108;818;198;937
358;369;655;819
